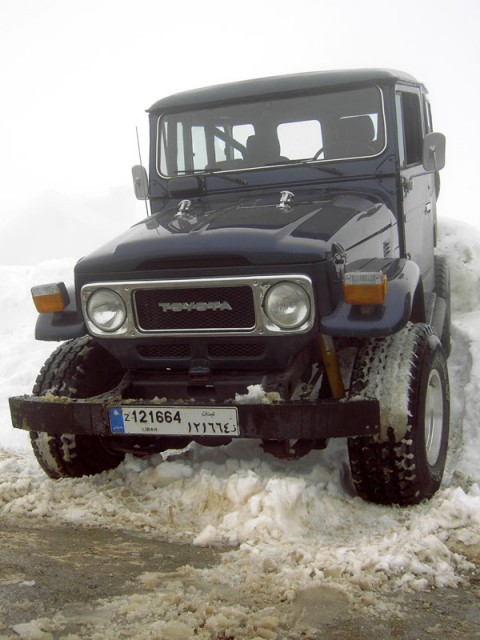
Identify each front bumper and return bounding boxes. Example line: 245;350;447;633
9;395;379;440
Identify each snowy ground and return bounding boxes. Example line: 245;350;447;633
0;218;479;639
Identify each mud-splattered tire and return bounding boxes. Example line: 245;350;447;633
30;336;125;479
347;323;450;505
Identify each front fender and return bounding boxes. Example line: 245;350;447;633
35;284;87;341
319;258;421;337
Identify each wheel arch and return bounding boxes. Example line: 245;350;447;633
410;277;426;324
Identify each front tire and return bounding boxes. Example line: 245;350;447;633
347;323;450;505
30;336;125;479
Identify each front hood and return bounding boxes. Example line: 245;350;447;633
76;192;393;275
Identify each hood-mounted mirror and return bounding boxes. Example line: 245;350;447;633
422;132;446;172
132;165;149;200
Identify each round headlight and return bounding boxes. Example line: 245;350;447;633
86;289;126;333
263;282;310;329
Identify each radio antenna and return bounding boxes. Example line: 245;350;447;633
136;126;144;167
136;126;149;217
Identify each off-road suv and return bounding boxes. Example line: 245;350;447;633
10;69;450;505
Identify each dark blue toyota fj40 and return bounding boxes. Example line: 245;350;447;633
9;69;449;505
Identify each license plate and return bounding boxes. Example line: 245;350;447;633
109;405;239;436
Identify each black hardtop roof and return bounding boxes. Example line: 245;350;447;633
148;68;422;113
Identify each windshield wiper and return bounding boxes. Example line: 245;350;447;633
202;170;248;186
264;159;344;176
300;161;343;176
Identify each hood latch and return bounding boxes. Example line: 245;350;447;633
278;190;294;210
175;199;192;218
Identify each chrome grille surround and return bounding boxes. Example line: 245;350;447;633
81;275;315;338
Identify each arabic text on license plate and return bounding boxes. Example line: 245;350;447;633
109;406;239;436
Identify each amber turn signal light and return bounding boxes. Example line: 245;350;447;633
343;272;387;305
31;283;70;313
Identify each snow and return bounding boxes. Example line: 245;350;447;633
0;189;136;266
0;215;479;636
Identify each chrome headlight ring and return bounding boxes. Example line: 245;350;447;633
263;281;311;330
86;289;127;333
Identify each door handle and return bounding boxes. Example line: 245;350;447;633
425;202;432;215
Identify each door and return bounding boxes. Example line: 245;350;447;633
396;87;436;293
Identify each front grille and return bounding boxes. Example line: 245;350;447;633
81;274;315;339
137;343;265;360
134;286;255;332
208;343;265;358
137;344;191;358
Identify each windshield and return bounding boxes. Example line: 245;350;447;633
157;86;385;177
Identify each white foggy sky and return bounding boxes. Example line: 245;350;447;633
0;0;478;227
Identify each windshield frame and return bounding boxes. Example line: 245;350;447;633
155;84;387;179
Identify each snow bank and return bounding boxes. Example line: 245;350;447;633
437;219;480;483
0;189;133;265
0;216;479;611
0;259;76;449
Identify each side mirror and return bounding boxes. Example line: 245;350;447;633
131;165;149;200
422;132;446;172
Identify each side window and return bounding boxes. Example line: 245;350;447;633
159;121;187;175
396;89;424;166
423;96;433;133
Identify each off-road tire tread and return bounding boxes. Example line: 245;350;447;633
348;323;449;505
30;336;125;478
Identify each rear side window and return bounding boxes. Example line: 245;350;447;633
396;89;424;166
424;96;433;134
